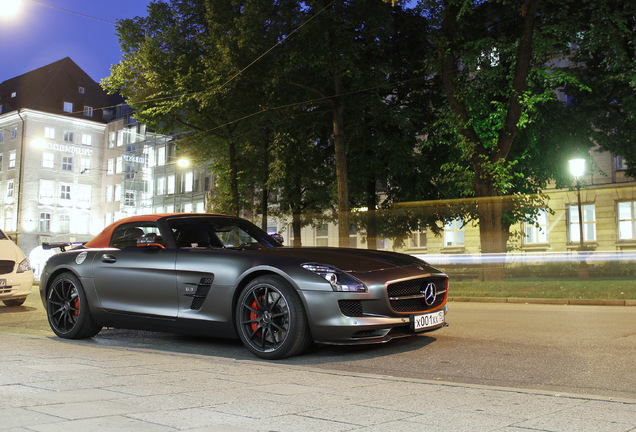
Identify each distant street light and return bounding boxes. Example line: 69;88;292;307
568;157;588;280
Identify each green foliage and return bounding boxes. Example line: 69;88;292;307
104;0;635;247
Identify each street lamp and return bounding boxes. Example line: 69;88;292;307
568;157;588;280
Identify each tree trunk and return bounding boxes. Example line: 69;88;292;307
332;74;350;247
261;187;268;232
228;139;240;216
366;177;378;250
474;179;506;281
292;208;302;247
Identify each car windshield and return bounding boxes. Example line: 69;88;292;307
168;217;280;250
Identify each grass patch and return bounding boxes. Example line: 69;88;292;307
449;278;636;300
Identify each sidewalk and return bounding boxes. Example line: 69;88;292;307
1;332;634;432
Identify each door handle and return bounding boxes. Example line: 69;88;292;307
101;254;117;263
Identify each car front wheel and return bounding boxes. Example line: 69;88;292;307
46;272;101;339
236;275;312;360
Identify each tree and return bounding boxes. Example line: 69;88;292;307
103;0;302;217
415;0;635;279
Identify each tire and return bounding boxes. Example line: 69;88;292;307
46;272;102;339
2;298;26;307
236;275;312;360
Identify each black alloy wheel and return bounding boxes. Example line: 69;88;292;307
47;272;101;339
236;275;312;360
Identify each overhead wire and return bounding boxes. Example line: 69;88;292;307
29;0;115;24
40;0;416;151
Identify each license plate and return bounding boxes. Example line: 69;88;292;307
412;310;445;331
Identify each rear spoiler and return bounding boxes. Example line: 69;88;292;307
42;242;86;252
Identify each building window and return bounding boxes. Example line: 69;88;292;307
63;131;74;143
409;230;427;249
9;151;16;169
81;133;92;145
39;213;51;232
443;218;465;247
78;86;85;94
78;184;91;203
63;102;73;113
6;179;14;198
0;130;4;142
117;130;124;147
568;204;596;242
114;184;121;202
10;126;18;139
84;106;93;117
315;224;329;246
44;127;55;139
105;185;113;202
124;165;135;180
39;180;55;199
167;175;175;194
62;156;73;171
524;209;549;244
618;201;636;240
108;132;116;148
59;215;70;233
157;146;166;166
80;158;90;173
107;159;114;175
60;184;71;200
115;157;123;174
615;156;628;171
0;153;3;170
348;226;358;248
11;91;17;98
42;152;54;168
181;171;193;193
124;190;135;206
156;177;165;195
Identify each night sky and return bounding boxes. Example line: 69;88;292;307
0;0;154;83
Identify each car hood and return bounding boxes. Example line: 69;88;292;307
259;246;438;273
0;239;26;261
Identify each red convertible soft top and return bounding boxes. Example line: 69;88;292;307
84;214;167;248
84;213;225;248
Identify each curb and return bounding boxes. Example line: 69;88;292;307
449;297;635;306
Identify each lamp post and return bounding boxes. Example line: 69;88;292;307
568;158;588;280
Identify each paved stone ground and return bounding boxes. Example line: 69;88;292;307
1;332;634;432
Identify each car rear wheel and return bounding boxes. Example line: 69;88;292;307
47;272;101;339
236;275;312;360
2;298;26;307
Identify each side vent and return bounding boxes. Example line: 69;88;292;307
187;277;214;310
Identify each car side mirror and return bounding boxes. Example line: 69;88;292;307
270;233;284;245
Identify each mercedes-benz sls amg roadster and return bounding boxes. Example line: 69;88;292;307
40;214;448;359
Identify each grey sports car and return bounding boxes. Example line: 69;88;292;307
40;214;448;359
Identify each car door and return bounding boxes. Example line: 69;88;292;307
92;223;178;318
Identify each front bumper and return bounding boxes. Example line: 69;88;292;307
301;288;448;345
0;271;34;301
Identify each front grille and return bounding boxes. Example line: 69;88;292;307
0;260;15;275
387;277;447;313
338;300;363;317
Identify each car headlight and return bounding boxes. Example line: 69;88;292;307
302;264;367;292
16;258;31;273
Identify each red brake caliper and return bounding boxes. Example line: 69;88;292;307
73;297;80;317
250;297;261;334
